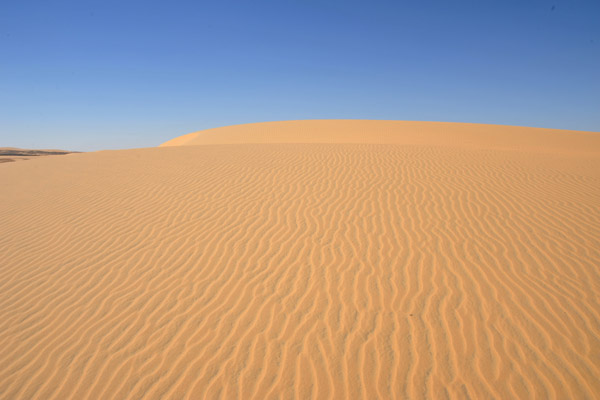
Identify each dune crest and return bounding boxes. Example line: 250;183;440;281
161;120;599;153
1;121;599;399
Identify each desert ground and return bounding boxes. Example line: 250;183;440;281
1;120;599;399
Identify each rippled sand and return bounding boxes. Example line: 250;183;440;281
1;121;599;399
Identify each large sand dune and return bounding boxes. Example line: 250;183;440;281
1;121;599;399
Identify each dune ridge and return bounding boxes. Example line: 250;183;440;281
1;121;599;399
160;120;599;154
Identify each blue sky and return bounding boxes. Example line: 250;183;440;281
1;0;598;150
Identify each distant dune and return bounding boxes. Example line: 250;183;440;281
1;121;599;399
0;147;77;163
160;120;599;154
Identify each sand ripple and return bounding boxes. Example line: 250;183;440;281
1;138;599;399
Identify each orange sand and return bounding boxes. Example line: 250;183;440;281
1;120;599;399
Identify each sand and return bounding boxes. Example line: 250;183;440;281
1;120;599;399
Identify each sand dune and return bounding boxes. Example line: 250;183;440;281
160;120;599;154
1;121;599;399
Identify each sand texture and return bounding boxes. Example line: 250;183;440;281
1;121;599;399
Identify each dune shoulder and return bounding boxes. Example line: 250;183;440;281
160;120;600;155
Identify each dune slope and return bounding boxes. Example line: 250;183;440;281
1;121;599;399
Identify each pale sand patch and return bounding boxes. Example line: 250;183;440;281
1;121;599;399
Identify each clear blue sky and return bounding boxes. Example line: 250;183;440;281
1;0;598;150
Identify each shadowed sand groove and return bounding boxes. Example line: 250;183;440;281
1;121;599;399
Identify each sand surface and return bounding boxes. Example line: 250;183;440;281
1;121;599;399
